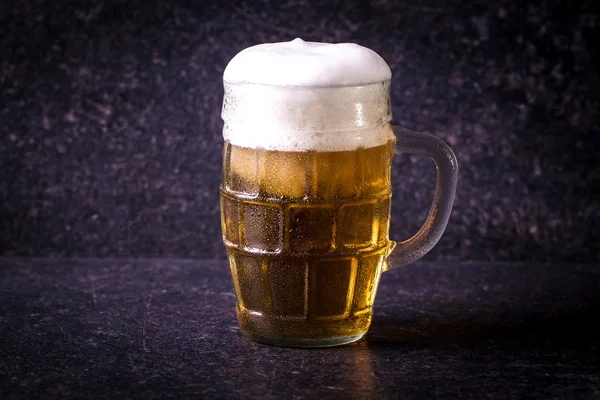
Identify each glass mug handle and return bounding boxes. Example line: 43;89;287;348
385;126;459;270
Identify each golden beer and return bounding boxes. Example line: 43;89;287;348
221;140;395;346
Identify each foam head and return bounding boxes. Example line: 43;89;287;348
222;38;393;151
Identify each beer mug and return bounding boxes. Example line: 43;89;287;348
220;39;458;347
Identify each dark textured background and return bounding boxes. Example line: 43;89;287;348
1;0;599;261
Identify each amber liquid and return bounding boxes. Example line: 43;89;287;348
221;140;395;346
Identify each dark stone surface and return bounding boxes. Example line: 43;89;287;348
1;258;599;398
1;0;599;261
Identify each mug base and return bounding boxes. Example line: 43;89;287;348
243;331;365;348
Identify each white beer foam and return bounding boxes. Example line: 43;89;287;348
222;39;394;151
224;38;391;87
